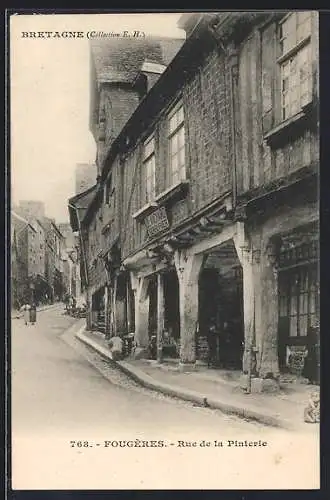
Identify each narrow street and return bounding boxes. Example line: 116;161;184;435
11;307;319;490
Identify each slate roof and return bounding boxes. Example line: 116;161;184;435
90;36;185;85
11;211;32;242
68;185;98;231
11;211;29;227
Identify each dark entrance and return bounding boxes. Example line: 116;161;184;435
116;273;128;335
91;287;105;333
147;270;180;359
197;241;244;369
163;268;180;358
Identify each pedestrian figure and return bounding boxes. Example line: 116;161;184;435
108;336;124;361
304;390;320;423
30;302;37;325
148;335;157;360
20;303;31;326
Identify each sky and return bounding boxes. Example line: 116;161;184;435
10;13;186;223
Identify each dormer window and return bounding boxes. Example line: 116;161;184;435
141;59;167;92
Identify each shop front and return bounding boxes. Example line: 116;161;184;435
197;240;244;370
91;286;106;333
125;217;249;367
277;224;319;382
143;267;181;360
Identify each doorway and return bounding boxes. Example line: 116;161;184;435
198;240;244;369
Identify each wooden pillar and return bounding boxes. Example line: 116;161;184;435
157;272;165;363
110;276;118;337
130;271;150;356
126;275;132;333
86;287;92;330
241;250;255;374
233;222;257;375
258;240;280;379
104;284;110;340
174;250;204;368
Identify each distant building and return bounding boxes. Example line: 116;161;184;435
11;211;32;307
14;202;66;303
11;211;46;306
41;217;65;301
75;163;97;195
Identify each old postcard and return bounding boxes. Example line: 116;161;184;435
9;11;320;490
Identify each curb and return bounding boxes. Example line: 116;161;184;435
75;330;295;431
60;318;86;339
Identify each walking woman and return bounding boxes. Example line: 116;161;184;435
30;302;37;325
20;303;31;326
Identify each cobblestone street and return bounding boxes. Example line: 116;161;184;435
11;307;319;490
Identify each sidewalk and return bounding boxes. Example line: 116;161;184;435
76;328;320;432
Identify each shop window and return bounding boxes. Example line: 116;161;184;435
167;102;185;187
278;12;312;121
279;263;319;338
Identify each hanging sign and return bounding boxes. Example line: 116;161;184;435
144;207;169;237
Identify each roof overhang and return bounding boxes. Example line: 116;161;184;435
68;184;97;231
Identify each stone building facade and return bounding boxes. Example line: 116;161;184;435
69;12;319;386
11;210;47;305
11;200;75;305
42;218;65;301
11;211;35;307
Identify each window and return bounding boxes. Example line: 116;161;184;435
279;264;319;338
279;12;313;121
168;103;185;186
142;135;156;203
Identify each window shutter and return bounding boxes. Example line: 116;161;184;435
261;23;276;133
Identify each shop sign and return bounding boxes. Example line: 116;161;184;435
144;207;169;237
286;345;307;375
